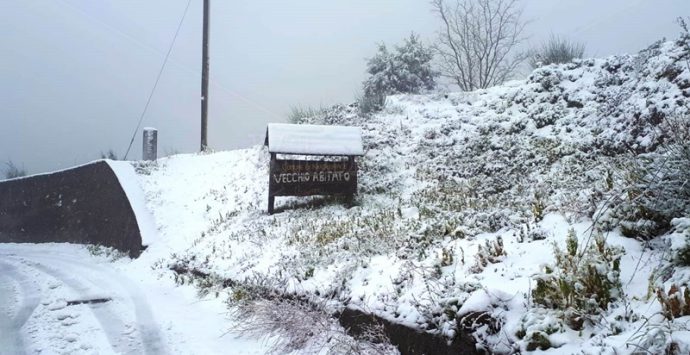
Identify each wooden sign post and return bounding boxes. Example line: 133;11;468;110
264;123;364;214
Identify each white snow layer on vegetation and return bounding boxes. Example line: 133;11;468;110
266;123;364;156
130;37;690;353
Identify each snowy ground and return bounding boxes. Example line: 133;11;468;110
0;243;270;355
126;37;690;354
2;36;689;354
132;149;690;354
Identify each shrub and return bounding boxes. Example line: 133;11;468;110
614;21;690;238
617;115;690;239
531;193;546;222
676;238;690;266
528;35;586;69
356;91;387;115
3;160;27;179
516;223;549;243
287;105;327;124
532;228;624;329
361;33;436;114
611;22;690;238
525;331;551;351
227;298;394;354
470;236;507;273
100;149;119;160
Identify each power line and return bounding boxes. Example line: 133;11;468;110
53;0;167;60
55;0;284;122
123;0;192;160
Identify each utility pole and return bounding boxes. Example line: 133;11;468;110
200;0;210;151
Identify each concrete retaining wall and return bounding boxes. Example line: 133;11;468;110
0;161;142;257
338;307;480;355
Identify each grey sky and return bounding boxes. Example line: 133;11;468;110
1;0;688;175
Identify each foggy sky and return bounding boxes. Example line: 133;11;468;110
1;0;688;175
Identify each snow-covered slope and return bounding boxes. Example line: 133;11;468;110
134;36;690;354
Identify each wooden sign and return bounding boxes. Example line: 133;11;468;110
265;123;364;214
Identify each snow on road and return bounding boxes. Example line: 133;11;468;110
0;243;270;355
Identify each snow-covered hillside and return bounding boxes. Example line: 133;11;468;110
134;36;690;354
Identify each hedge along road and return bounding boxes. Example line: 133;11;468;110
0;243;269;355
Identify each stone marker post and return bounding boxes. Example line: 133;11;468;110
142;127;158;161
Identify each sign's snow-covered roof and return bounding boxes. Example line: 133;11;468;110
265;123;364;156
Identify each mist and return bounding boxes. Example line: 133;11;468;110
1;0;687;174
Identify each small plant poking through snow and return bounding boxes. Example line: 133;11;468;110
532;228;624;330
531;193;546;222
516;223;550;243
470;237;507;273
656;284;690;320
85;244;127;261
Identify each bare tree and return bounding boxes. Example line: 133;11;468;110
432;0;527;91
528;35;586;69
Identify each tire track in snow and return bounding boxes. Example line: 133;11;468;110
4;252;167;355
11;257;138;353
40;255;168;355
0;260;41;355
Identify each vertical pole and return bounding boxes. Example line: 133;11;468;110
268;153;276;214
142;128;158;161
200;0;210;152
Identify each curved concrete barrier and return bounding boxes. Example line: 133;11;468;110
0;161;142;257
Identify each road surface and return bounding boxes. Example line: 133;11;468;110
0;243;268;355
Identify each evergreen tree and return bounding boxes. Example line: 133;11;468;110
361;33;437;113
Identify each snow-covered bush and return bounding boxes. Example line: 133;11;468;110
100;149;119;160
470;237;507;273
615;114;690;239
528;35;586;69
356;91;387;115
515;309;563;351
286;103;364;126
677;241;690;266
667;218;690;267
529;66;564;92
532;229;624;329
361;33;436;113
287;105;328;124
227;298;394;354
